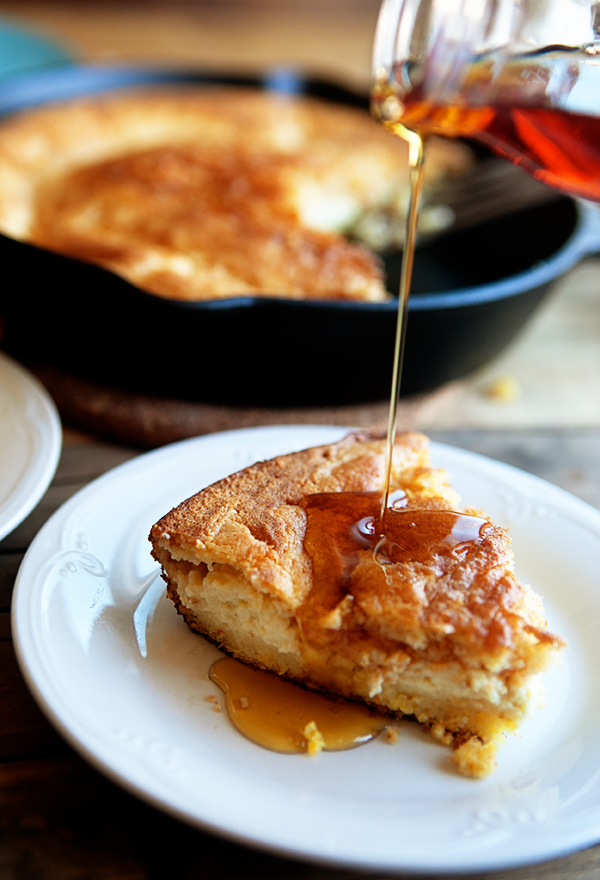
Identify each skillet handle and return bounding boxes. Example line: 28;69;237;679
576;200;600;257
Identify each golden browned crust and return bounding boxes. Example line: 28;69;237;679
151;429;432;603
149;430;565;777
0;86;472;301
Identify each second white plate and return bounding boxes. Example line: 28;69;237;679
0;351;61;541
11;425;600;873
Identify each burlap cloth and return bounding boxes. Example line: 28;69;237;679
32;364;461;449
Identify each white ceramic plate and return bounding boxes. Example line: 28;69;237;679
0;351;61;541
11;425;600;873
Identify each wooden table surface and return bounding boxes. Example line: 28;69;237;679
1;3;600;878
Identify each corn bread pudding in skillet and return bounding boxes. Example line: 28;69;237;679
149;430;565;778
0;86;472;302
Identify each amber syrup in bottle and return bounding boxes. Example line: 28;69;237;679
372;47;600;203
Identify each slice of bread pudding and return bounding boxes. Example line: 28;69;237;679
149;431;564;777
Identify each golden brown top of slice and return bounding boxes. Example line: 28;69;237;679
150;430;564;674
151;431;433;599
0;86;472;301
297;490;556;674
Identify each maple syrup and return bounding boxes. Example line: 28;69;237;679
209;499;489;751
299;491;490;607
209;656;387;753
372;49;600;203
379;125;428;521
209;497;489;750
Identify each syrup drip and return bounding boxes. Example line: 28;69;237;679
209;656;387;753
209;502;490;753
374;507;491;569
379;125;428;521
300;492;490;599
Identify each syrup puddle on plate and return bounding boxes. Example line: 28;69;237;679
210;656;389;754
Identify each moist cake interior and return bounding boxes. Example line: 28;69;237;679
149;431;565;777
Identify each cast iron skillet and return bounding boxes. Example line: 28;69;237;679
0;64;599;406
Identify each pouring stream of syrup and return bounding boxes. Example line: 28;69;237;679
210;75;502;753
379;124;428;524
210;98;441;753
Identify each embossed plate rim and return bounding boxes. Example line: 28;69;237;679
11;424;600;873
0;350;61;541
